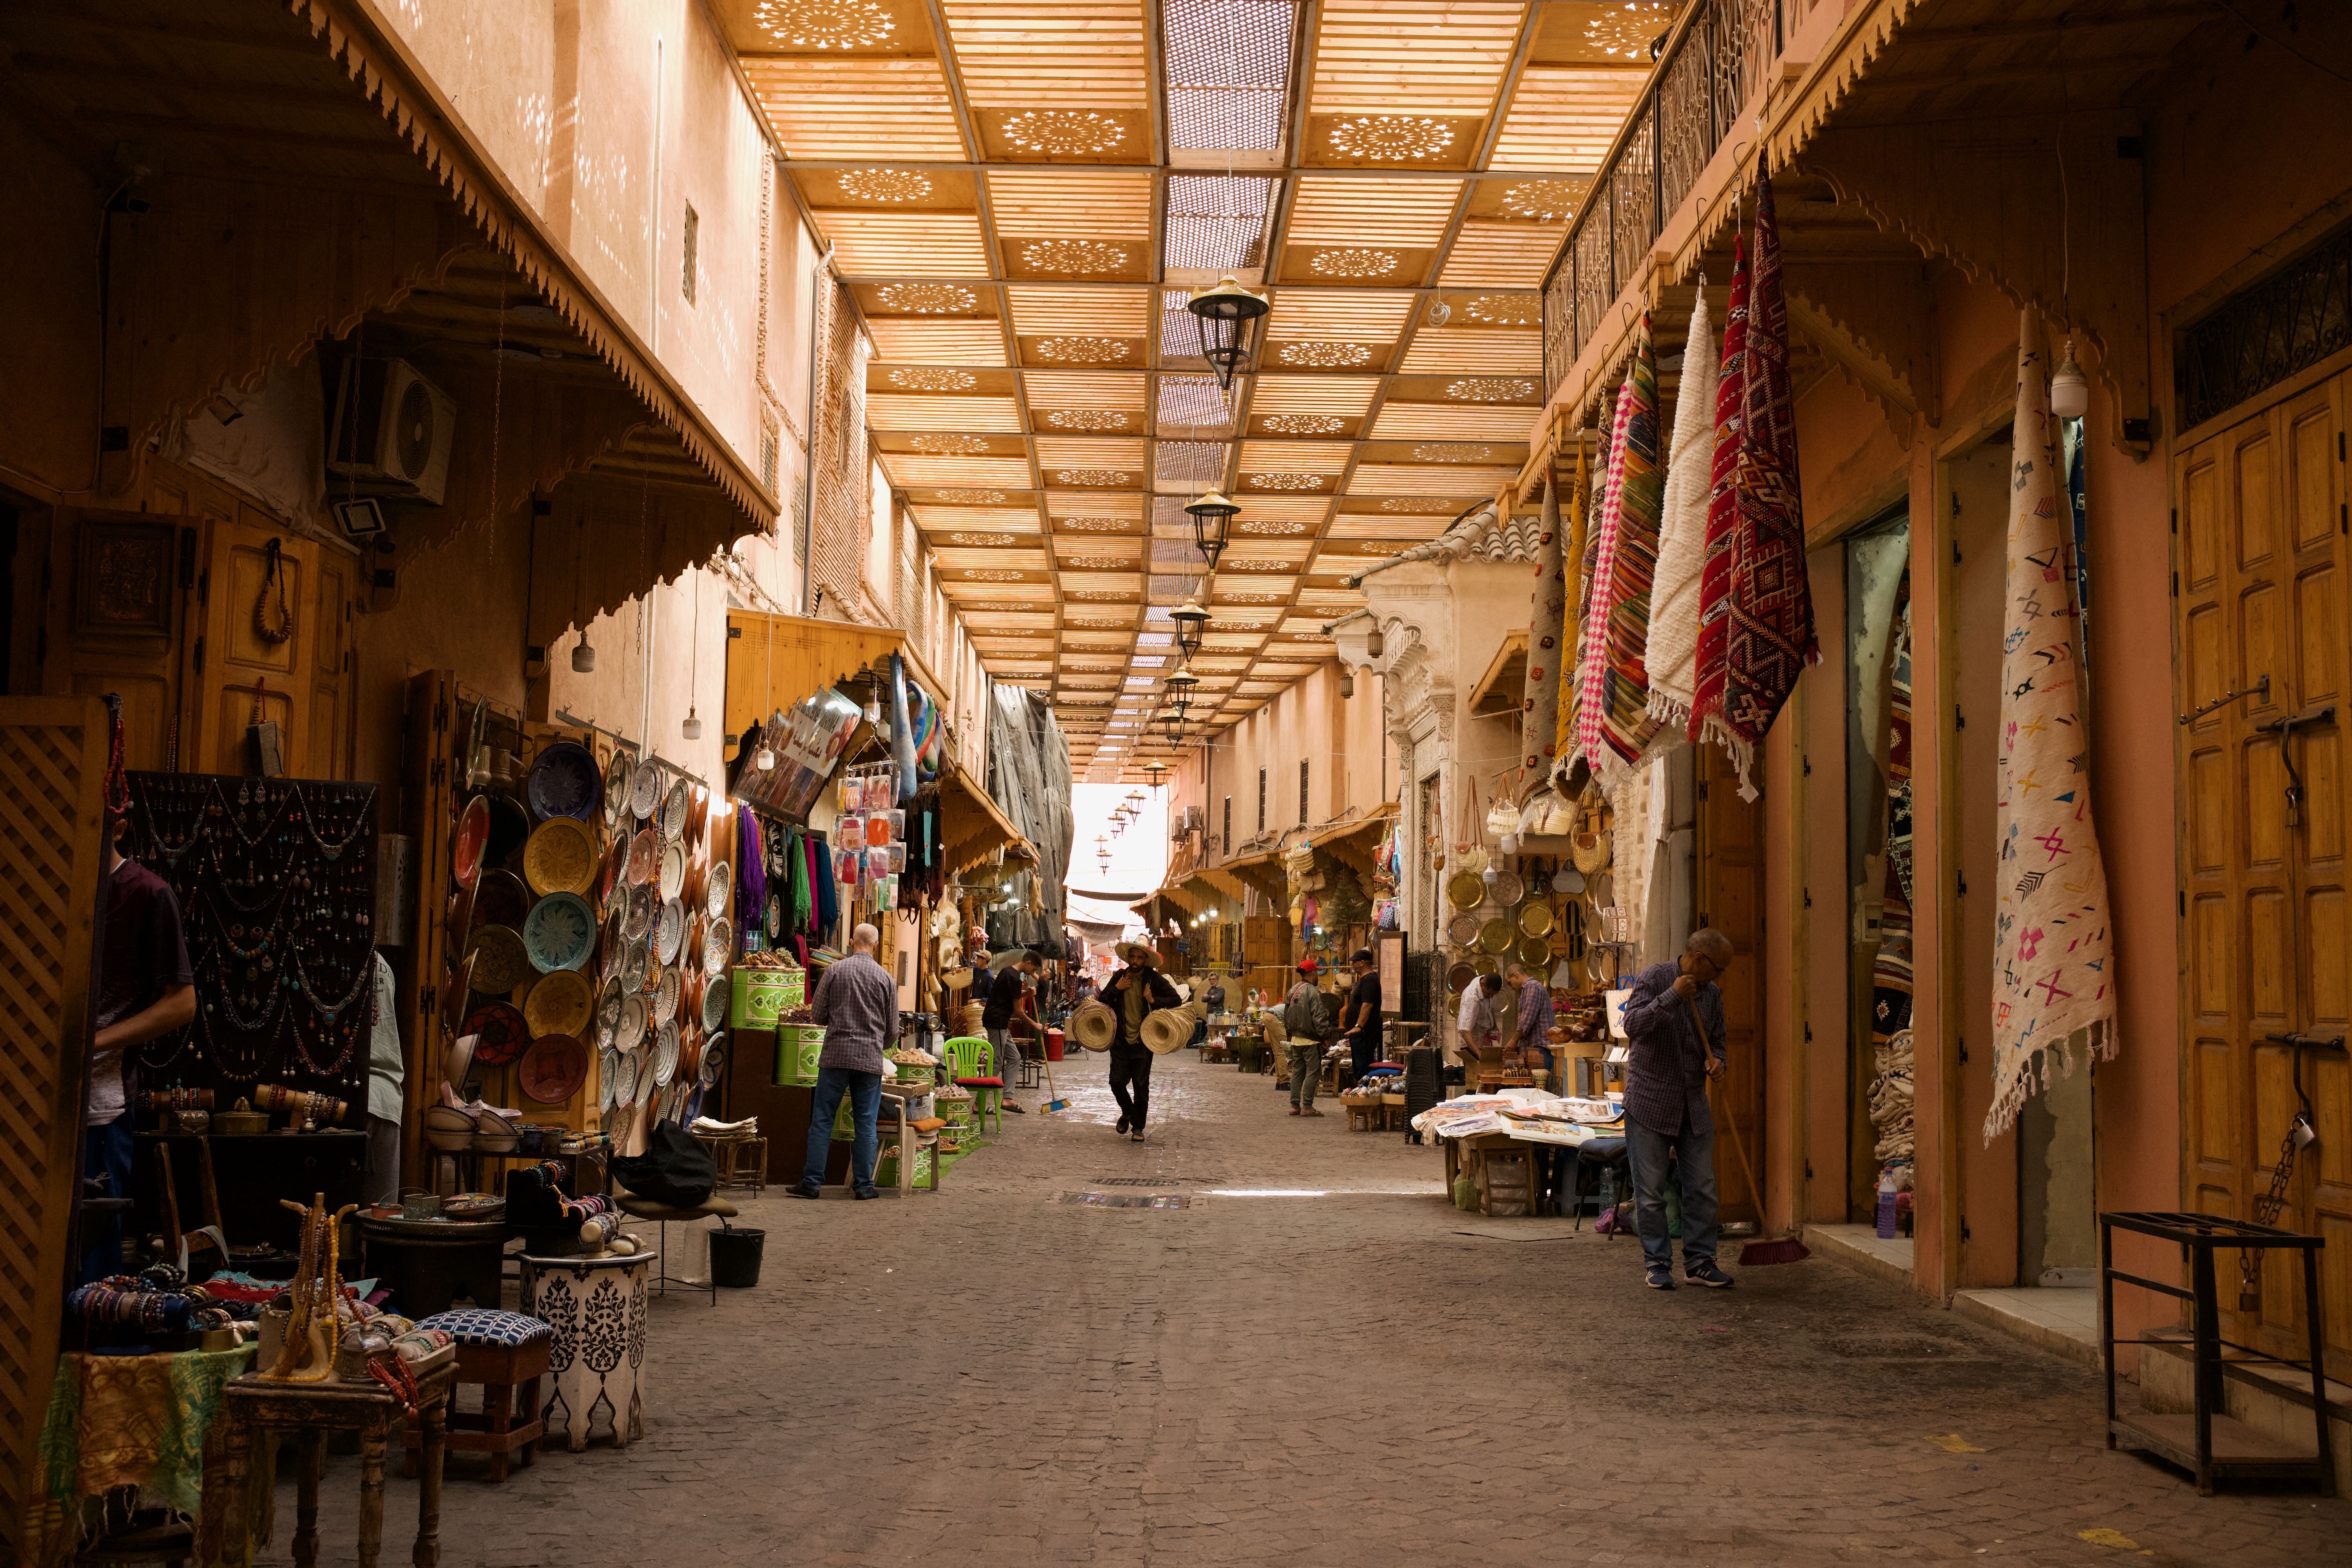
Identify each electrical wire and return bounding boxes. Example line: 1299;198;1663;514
2216;0;2352;84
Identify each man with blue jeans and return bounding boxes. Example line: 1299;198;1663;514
790;923;899;1200
1617;928;1736;1290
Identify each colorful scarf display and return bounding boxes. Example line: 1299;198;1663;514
1691;237;1750;755
1553;435;1591;766
1569;383;1634;780
1644;283;1718;732
1715;160;1819;799
1522;474;1567;775
1576;317;1665;790
1984;311;2117;1142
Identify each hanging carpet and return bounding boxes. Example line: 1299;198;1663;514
1691;235;1751;760
1574;316;1664;790
1645;283;1718;733
1521;473;1567;777
1984;310;2117;1142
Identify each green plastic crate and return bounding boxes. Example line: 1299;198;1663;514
772;1025;825;1086
733;968;806;1029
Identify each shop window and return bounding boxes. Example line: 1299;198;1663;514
760;424;778;495
2178;217;2352;431
681;202;699;304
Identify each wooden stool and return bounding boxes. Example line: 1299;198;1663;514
214;1364;452;1568
402;1329;550;1482
701;1136;766;1196
1344;1099;1382;1133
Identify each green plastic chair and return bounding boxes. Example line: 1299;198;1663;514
943;1035;1004;1133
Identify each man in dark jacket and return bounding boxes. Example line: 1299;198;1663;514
1104;942;1179;1142
1618;928;1736;1290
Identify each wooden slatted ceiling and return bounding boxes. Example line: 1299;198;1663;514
939;0;1152;107
722;0;1687;766
1306;0;1528;116
744;59;969;159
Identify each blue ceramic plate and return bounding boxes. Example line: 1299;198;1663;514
527;741;602;823
522;891;597;973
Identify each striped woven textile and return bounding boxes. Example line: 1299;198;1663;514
1690;235;1750;763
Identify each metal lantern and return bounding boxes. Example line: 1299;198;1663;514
1162;664;1201;704
1185;274;1271;390
1143;759;1169;790
1170;595;1210;660
1183;489;1239;574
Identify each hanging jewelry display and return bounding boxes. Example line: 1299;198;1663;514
128;772;378;1100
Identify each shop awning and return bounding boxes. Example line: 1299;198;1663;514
1310;802;1399;882
940;758;1029;876
1469;632;1529;718
723;611;910;739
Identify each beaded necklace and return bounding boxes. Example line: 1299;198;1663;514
294;782;376;861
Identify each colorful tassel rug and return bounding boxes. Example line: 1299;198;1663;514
1691;236;1749;759
1644;283;1717;731
1984;311;2117;1142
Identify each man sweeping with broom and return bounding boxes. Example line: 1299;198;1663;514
1618;928;1738;1291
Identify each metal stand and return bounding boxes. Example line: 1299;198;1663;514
2099;1210;2334;1495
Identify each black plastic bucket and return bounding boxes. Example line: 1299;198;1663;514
708;1226;765;1288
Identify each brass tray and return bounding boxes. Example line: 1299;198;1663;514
1478;917;1513;955
1446;871;1485;911
1445;912;1481;948
1519;901;1554;937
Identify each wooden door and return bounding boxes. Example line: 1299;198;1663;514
38;509;196;775
1697;743;1766;1223
191;511;326;777
2174;370;2352;1366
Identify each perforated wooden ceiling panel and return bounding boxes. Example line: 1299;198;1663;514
722;0;1671;772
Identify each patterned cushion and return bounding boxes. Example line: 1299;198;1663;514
416;1307;553;1348
955;1076;1004;1088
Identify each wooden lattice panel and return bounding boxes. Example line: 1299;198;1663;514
0;699;109;1558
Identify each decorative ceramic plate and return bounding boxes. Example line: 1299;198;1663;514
688;786;709;847
1477;918;1513;955
445;881;477;952
475;869;531;932
608;1048;640;1109
462;1001;531;1066
616;993;649;1052
1519;902;1555;937
484;795;531;867
651;1021;680;1087
600;906;628;980
700;1034;727;1089
656;897;684;965
625;828;658;886
706;858;731;920
623;883;656;942
682;858;704;915
654;964;680;1023
596;834;626;907
526;740;601;822
523;817;597;898
599;1050;621;1111
452;795;490;889
1445;912;1481;948
701;969;728;1032
627;762;662;821
520;1033;588;1105
1492;869;1525;906
703;917;730;978
1446;871;1484;911
621;936;649;995
524;968;594;1039
597;974;624;1033
660;781;690;843
464;926;531;996
603;751;632;830
441;952;476;1032
523;892;597;973
657;843;686;902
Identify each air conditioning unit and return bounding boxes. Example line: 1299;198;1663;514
328;356;456;505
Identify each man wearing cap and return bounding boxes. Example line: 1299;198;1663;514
1280;959;1335;1117
1104;942;1179;1142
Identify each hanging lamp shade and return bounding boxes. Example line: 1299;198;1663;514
1170;595;1211;659
1185;274;1270;390
1183;490;1239;573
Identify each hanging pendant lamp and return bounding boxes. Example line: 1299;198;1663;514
1185;274;1271;391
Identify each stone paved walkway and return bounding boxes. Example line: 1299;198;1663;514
274;1052;2351;1566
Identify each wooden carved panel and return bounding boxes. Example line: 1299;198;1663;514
0;699;112;1561
73;520;176;638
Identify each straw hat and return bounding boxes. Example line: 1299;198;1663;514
1114;941;1161;967
1069;1000;1119;1051
1141;995;1209;1055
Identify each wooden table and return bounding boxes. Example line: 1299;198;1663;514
215;1361;455;1568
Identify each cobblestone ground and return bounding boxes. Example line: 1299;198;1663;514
274;1052;2351;1567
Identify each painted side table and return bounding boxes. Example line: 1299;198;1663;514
516;1251;653;1451
213;1361;454;1568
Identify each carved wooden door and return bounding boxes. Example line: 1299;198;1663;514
1696;743;1766;1223
2174;370;2352;1366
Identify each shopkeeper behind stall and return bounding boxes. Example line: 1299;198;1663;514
1340;948;1381;1083
1503;960;1554;1076
85;698;196;1282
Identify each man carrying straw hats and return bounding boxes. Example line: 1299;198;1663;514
1104;941;1178;1142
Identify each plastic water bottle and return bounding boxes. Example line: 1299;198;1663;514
1875;1168;1899;1239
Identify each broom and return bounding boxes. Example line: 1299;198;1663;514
1687;991;1808;1266
1039;1046;1070;1113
